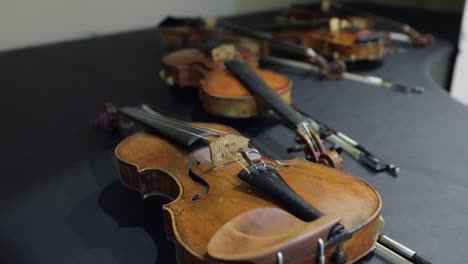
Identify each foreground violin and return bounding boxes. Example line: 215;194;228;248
114;107;382;263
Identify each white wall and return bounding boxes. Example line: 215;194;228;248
0;0;306;52
451;4;468;105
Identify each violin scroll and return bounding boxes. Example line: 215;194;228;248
294;125;343;169
319;149;344;170
308;54;346;79
94;102;137;132
403;25;434;48
327;59;347;80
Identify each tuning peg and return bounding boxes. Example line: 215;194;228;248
166;76;175;86
159;70;166;79
330;144;343;154
287;144;307;153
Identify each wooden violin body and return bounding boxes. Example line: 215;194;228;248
161;46;292;118
159;15;385;62
115;121;382;263
275;28;386;61
285;3;434;48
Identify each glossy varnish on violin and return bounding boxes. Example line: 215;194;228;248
161;47;292;118
285;3;434;48
275;29;386;61
115;122;382;263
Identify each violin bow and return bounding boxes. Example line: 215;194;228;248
291;105;400;177
261;55;424;94
376;234;433;264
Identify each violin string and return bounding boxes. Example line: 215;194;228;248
137;107;271;162
224;149;251;174
123;107;221;138
125;108;251;171
139;106;233;136
123;109;216;143
138;107;274;169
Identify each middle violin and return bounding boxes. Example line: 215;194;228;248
161;43;292;118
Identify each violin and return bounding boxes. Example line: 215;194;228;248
160;43;292;118
94;104;432;263
158;16;346;79
284;1;434;48
114;106;382;263
269;18;387;62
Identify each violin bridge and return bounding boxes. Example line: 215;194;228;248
329;17;341;33
211;44;236;63
209;135;249;169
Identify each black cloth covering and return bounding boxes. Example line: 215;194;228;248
0;9;467;264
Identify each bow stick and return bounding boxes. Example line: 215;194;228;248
261;55;424;93
292;105;399;176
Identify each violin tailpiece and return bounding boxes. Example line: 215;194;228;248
209;135;249;169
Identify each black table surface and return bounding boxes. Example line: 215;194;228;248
1;11;468;264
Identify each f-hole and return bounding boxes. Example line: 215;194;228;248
188;162;210;201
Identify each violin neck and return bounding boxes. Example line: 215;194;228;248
224;58;305;128
217;20;311;57
118;107;217;146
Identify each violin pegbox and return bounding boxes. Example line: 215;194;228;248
209;135;249;169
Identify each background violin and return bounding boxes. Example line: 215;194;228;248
262;17;387;62
158;16;346;79
114;107;382;264
284;1;434;48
